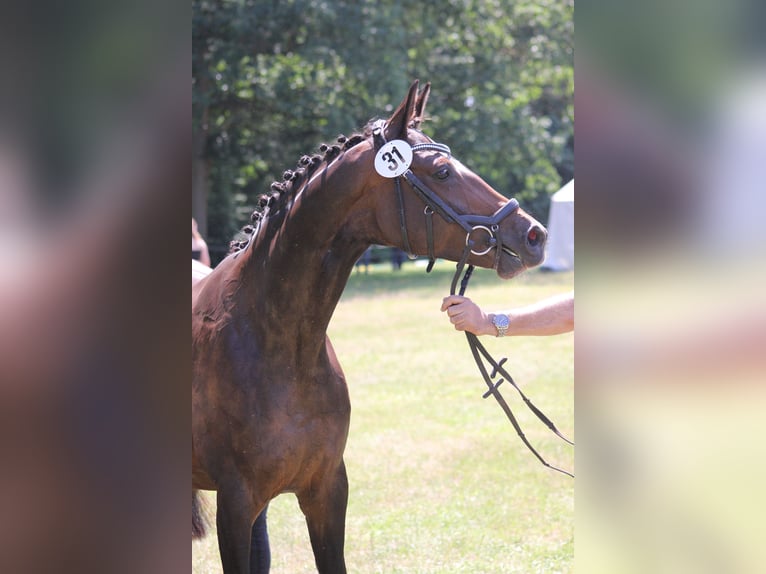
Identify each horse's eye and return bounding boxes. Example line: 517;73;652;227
434;167;450;180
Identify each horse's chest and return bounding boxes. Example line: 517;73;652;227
225;385;349;493
194;337;352;489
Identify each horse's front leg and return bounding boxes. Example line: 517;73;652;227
298;460;349;574
249;504;270;574
216;482;265;574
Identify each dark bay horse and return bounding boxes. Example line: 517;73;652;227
192;81;547;573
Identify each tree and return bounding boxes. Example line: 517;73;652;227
193;0;573;262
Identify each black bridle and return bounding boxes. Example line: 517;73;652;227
372;123;520;272
372;124;574;478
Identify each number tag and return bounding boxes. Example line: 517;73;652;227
374;140;413;178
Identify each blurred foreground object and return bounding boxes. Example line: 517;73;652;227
576;0;766;571
0;2;187;571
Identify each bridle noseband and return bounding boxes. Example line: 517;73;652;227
372;123;519;272
372;122;574;478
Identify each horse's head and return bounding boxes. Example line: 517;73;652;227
364;80;547;279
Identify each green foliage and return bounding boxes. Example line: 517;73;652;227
193;0;573;252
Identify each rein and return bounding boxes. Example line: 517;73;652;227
451;258;574;478
372;123;573;478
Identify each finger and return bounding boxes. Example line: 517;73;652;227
447;306;463;318
441;295;465;311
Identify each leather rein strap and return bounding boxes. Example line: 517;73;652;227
452;259;574;478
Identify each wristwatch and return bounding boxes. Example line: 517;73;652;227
491;313;509;337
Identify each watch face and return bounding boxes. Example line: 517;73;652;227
494;314;509;328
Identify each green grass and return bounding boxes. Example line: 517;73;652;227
192;261;574;573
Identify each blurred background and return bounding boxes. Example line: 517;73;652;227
576;0;766;572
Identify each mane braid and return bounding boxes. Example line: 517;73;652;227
228;132;367;254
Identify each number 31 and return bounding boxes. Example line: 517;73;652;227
382;146;405;171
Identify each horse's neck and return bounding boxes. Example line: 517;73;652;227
236;159;369;356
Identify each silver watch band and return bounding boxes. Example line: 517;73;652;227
491;313;508;337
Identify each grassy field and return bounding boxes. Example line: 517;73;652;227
192;261;574;573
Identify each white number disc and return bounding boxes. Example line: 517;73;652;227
374;140;413;178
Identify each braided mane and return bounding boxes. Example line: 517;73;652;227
228;132;368;253
228;107;431;254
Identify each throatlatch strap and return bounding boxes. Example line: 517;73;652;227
394;177;414;258
425;207;435;272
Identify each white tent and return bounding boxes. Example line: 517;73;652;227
542;179;574;271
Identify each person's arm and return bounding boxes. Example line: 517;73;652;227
440;291;574;337
198;240;211;267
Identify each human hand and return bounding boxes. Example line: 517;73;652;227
440;295;494;336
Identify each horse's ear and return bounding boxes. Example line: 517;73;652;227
385;80;419;140
412;82;431;129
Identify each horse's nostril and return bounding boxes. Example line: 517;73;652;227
527;225;544;247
